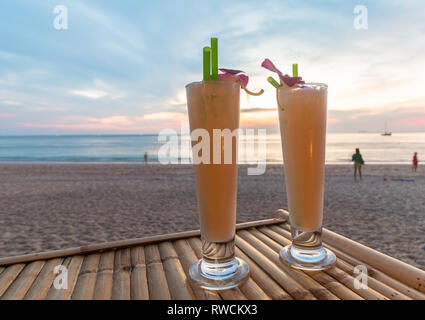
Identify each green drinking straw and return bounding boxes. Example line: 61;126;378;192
292;63;298;77
267;76;280;88
211;38;218;80
203;46;211;81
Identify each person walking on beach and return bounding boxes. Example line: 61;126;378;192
351;148;365;181
412;152;418;172
144;152;148;164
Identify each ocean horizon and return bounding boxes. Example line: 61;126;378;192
0;132;423;164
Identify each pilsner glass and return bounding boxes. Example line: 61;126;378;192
186;80;249;290
277;83;336;271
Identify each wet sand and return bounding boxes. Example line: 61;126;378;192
0;163;424;269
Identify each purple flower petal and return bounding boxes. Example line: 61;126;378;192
282;75;303;87
218;69;249;88
219;68;244;75
261;58;304;87
218;72;235;82
261;59;283;77
238;74;249;88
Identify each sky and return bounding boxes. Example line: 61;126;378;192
0;0;425;135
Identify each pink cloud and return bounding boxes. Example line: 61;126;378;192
0;113;15;118
327;118;341;124
20;112;189;132
392;117;425;127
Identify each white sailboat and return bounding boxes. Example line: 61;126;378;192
381;121;392;136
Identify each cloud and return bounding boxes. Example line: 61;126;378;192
19;112;189;133
70;90;109;99
1;1;425;134
2;100;21;106
0;113;15;118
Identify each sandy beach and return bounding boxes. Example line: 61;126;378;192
0;163;424;269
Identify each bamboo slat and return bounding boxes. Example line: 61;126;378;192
45;255;83;300
240;229;341;300
159;241;196;300
235;232;317;300
325;241;425;300
93;251;115;300
173;239;221;300
24;258;63;300
272;224;425;300
238;278;270;300
111;248;131;300
130;246;149;300
0;264;25;298
0;261;44;300
257;226;386;300
71;253;101;300
145;244;171;300
275;209;425;294
235;247;292;300
0;214;423;300
0;218;283;267
324;228;425;294
333;254;410;300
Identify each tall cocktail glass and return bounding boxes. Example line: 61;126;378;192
277;83;336;271
186;80;249;290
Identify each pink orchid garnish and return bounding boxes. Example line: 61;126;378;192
218;68;264;96
261;58;304;87
261;59;283;77
218;68;249;88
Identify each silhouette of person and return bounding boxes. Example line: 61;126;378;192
144;152;148;164
351;148;365;181
412;152;418;172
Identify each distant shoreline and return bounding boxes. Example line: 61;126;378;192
0;161;417;165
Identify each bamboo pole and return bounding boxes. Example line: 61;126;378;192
323;226;425;293
272;224;425;300
235;231;317;300
173;239;221;300
111;248;131;300
71;253;101;300
0;261;44;300
93;250;115;300
268;225;411;300
187;237;202;259
242;228;349;300
145;244;171;300
45;255;83;300
274;209;425;293
0;219;283;267
0;264;25;298
159;241;196;300
24;258;64;300
333;254;410;300
245;228;343;300
258;226;386;300
235;247;292;300
239;277;271;300
187;237;247;300
130;246;149;300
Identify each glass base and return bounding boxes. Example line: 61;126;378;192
189;257;249;290
280;244;336;271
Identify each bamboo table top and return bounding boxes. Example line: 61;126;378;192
0;209;424;300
